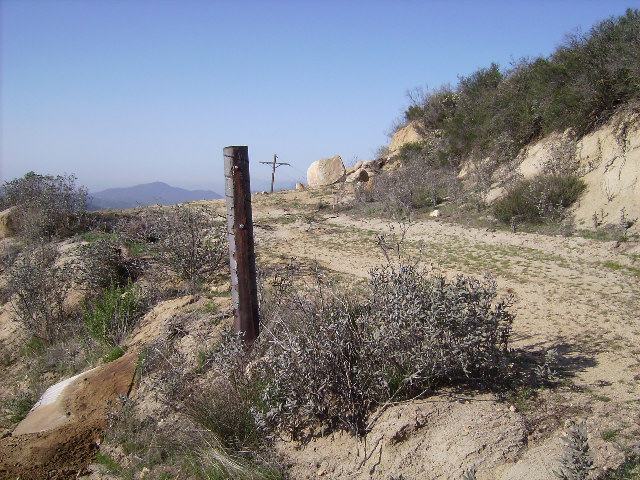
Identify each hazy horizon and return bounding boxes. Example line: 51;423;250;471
1;0;635;193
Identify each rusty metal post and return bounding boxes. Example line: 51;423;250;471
224;146;259;346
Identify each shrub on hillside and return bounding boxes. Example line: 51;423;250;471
102;391;282;480
256;263;514;437
7;243;74;342
550;8;640;131
118;208;159;244
493;174;586;223
184;331;264;453
355;156;460;217
405;85;458;130
83;282;142;346
75;236;141;292
0;172;88;240
0;242;22;275
126;205;226;291
258;290;386;437
403;9;640;173
134;330;283;479
369;265;513;388
0;391;39;427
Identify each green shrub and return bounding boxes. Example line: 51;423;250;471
95;452;123;474
494;181;538;223
0;391;37;426
0;171;88;240
397;141;430;162
493;174;586;223
405;85;458;130
601;454;640;480
403;9;640;171
84;282;142;346
102;345;127;363
18;336;46;357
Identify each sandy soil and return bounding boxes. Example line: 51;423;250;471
246;188;640;478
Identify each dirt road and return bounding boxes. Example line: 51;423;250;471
245;188;640;478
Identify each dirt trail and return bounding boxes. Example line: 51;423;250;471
251;191;640;378
246;189;640;476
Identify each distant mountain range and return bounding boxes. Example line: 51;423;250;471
88;181;222;210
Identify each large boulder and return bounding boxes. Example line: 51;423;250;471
307;155;346;187
0;207;16;239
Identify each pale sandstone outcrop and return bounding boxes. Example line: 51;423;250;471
0;207;16;239
388;122;423;156
482;110;639;232
572;111;640;232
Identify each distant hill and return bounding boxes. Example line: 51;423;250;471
88;181;222;210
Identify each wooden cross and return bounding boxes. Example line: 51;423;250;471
260;154;291;193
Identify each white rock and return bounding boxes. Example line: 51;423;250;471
307;155;346;187
485;186;507;204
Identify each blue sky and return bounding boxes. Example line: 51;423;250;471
1;0;637;193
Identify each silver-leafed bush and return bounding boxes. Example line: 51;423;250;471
122;204;227;292
255;263;514;437
7;243;74;342
0;172;88;240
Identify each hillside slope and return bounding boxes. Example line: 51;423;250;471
0;188;638;479
386;10;640;236
390;107;640;234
